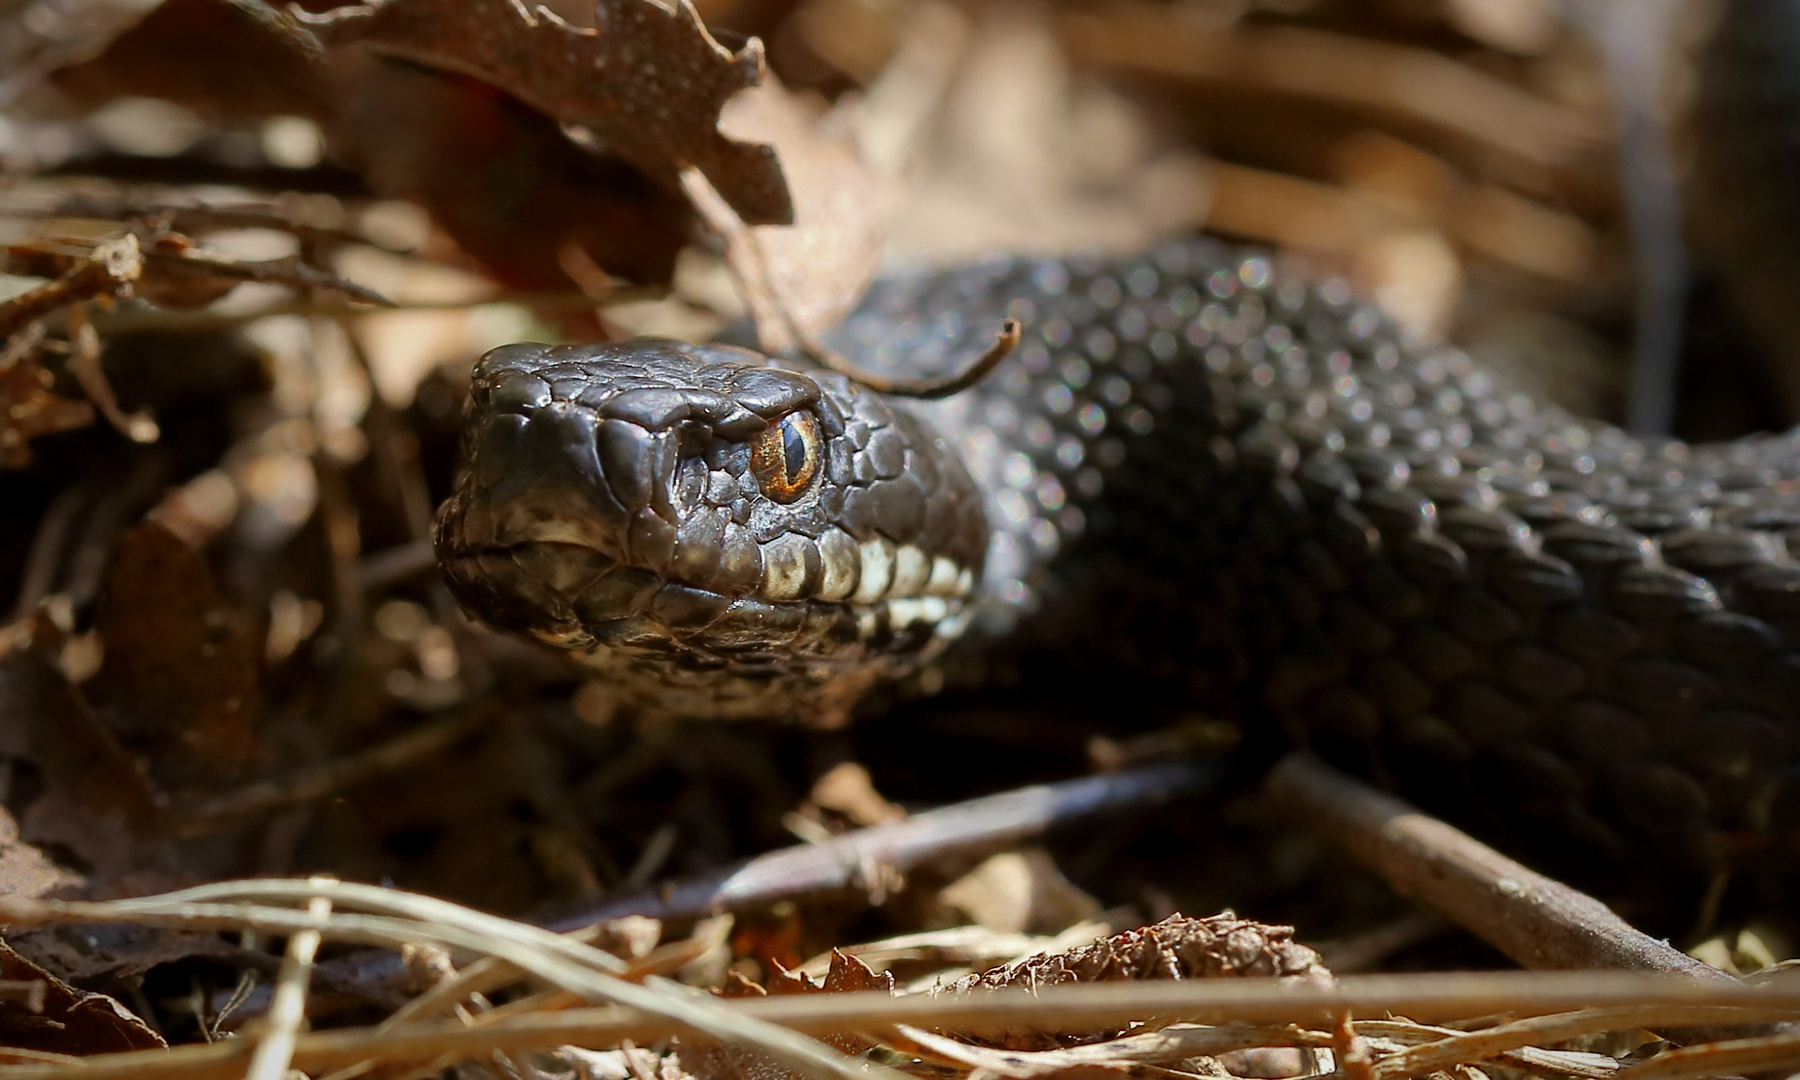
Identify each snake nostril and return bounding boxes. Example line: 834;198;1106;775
670;454;708;513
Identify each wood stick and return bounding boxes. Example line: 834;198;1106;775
1262;753;1731;980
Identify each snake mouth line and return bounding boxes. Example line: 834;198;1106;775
476;513;979;608
446;534;975;653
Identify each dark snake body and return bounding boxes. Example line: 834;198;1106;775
436;238;1800;912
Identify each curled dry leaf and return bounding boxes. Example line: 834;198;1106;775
299;0;791;227
327;55;689;294
0;939;164;1055
675;951;894;1080
698;913;1330;1080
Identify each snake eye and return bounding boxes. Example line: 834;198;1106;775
750;410;821;503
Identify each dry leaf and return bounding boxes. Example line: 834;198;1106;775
934;849;1103;935
0;805;81;904
0;939;164;1055
302;0;791;226
677;950;894;1080
327;55;689;294
85;522;262;779
0;634;161;881
690;82;901;353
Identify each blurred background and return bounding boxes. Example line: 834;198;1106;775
6;0;1800;438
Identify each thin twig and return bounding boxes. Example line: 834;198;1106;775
65;303;159;444
545;760;1219;930
0;235;141;340
891;1020;1332;1076
814;318;1022;399
1613;1031;1800;1080
167;709;489;837
86;286;665;337
197;764;1220;1021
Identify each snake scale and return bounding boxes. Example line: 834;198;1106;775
433;237;1800;916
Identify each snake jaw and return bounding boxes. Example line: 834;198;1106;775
434;339;991;718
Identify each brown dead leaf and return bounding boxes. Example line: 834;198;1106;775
4;921;240;985
85;522;261;779
0;939;164;1055
934;849;1103;935
301;0;791;227
687;82;901;353
327;55;688;294
681;950;893;1080
807;762;904;828
0;805;81;903
0;635;161;881
45;0;333;122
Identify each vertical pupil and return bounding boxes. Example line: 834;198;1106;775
781;416;808;479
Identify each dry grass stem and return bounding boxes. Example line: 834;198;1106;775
243;890;333;1080
0;881;902;1080
1366;1008;1779;1080
0;963;1790;1080
1612;1032;1800;1080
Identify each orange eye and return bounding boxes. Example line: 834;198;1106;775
750;411;821;503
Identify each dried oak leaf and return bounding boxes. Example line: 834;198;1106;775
302;0;792;227
327;55;687;291
0;938;163;1054
676;951;893;1080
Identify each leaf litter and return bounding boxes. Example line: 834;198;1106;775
0;3;1794;1080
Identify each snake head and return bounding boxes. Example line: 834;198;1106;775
433;340;990;719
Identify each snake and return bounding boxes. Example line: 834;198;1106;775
431;238;1800;918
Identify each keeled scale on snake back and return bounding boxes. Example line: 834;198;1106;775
437;238;1800;925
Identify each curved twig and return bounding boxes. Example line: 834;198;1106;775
813;317;1021;399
